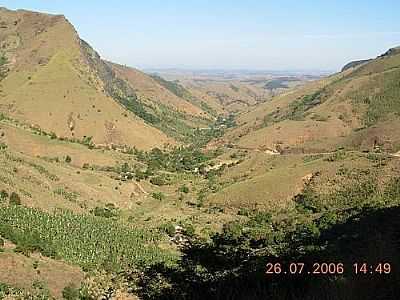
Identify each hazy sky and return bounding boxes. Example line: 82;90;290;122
2;1;400;71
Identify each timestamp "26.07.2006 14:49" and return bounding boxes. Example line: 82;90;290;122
265;262;392;275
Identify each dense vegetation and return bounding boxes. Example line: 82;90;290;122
117;91;225;144
150;75;192;100
135;171;400;300
0;206;176;272
134;146;212;173
117;95;161;125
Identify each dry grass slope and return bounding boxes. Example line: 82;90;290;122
0;8;173;149
219;48;400;154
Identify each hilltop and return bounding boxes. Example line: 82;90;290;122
217;46;400;154
0;8;219;149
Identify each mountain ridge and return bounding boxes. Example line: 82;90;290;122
0;7;219;149
217;46;400;154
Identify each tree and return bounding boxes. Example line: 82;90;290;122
9;192;21;205
151;192;165;201
178;185;190;194
0;190;8;201
62;283;80;300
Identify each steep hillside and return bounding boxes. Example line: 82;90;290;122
0;8;174;149
109;63;216;142
110;64;208;117
219;47;400;154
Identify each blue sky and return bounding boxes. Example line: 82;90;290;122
2;1;400;71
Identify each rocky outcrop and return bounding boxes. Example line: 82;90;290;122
341;59;372;72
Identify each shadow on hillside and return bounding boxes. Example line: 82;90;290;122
137;206;400;300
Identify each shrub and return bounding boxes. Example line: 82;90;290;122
91;205;119;218
65;155;72;163
292;221;321;245
183;223;195;237
9;192;21;206
159;222;176;237
62;283;80;300
249;211;272;226
178;185;189;194
151;192;166;201
317;211;339;230
294;187;323;213
150;175;169;186
0;190;8;201
120;162;130;173
222;221;243;242
33;260;39;269
384;177;400;200
197;191;207;207
82;136;95;149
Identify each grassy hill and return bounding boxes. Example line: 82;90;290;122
0;8;221;149
0;8;176;149
109;63;217;142
218;47;400;154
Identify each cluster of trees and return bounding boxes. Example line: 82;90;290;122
150;75;192;100
215;114;236;129
134;146;211;173
0;190;21;206
117;95;160;125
